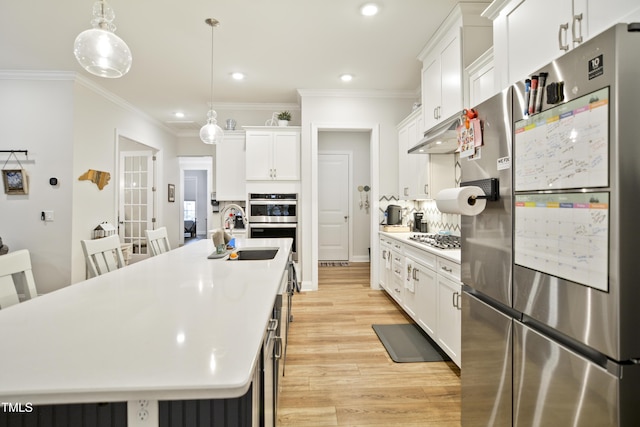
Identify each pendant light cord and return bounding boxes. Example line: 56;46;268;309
209;21;213;110
206;18;219;113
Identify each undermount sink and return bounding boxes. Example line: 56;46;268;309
229;247;279;261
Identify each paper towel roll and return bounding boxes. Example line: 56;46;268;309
435;186;487;216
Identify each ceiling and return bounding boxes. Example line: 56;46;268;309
0;0;479;133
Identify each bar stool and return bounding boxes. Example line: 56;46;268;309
0;249;38;309
145;227;171;256
81;235;126;278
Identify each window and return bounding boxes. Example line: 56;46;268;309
184;201;196;221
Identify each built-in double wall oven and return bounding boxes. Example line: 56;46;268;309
248;193;298;261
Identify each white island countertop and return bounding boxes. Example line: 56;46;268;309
0;237;292;405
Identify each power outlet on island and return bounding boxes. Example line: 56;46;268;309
127;400;158;426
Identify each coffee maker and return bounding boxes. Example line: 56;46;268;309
413;212;427;232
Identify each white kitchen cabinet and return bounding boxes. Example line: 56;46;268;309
405;247;438;339
418;3;492;134
466;47;495;108
487;0;640;86
379;237;393;292
421;31;463;132
437;274;462;367
398;108;429;200
244;127;300;181
215;131;246;201
389;247;405;305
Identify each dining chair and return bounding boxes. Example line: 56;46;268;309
145;227;171;256
81;235;126;278
0;249;38;309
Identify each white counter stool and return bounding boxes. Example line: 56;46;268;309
81;235;126;278
0;249;38;309
145;227;171;256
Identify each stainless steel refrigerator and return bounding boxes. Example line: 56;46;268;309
461;23;640;427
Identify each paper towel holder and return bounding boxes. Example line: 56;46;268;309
461;178;499;202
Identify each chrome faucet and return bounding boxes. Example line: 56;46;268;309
220;203;248;234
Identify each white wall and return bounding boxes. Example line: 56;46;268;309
0;75;75;294
318;131;371;261
298;90;416;290
0;72;180;292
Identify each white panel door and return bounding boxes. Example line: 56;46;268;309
318;154;349;261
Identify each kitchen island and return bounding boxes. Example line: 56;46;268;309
0;237;292;426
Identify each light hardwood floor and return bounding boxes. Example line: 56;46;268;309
277;262;461;427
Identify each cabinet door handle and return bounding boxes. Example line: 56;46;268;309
424;184;428;195
572;13;583;44
558;23;569;51
413;268;419;281
273;168;277;179
452;292;458;309
274;336;283;360
404;187;409;196
441;265;453;273
457;292;462;310
433;107;438;119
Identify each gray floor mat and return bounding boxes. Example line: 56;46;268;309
372;323;451;363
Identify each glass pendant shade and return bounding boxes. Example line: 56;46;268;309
73;1;132;78
200;110;224;144
200;18;224;144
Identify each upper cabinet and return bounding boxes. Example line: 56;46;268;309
466;47;495;108
398;108;429;200
244;127;300;181
486;0;640;87
418;3;493;134
215;131;246;201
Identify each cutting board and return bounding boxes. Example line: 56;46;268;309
382;225;410;233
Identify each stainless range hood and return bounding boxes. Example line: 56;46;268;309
408;112;462;154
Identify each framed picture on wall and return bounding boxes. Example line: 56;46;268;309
168;184;175;202
2;169;29;195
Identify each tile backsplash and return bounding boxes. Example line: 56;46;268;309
378;196;460;235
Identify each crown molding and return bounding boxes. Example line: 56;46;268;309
212;102;300;111
297;89;417;99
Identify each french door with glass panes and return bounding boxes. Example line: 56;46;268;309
119;151;155;261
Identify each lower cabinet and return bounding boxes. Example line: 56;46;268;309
379;234;462;367
389;249;404;305
436;274;462;367
378;237;393;292
405;248;438;338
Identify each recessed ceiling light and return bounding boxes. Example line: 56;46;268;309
231;72;245;80
360;3;379;16
340;74;354;82
174;112;185;118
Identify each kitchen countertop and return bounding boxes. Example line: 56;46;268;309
379;231;461;264
0;237;292;405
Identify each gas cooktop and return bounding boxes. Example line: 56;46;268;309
409;234;461;250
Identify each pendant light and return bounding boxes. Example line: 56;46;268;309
73;0;132;78
200;18;224;145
